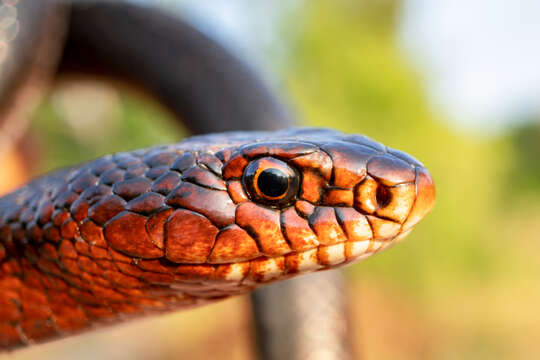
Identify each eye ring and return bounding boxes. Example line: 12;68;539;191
242;157;299;207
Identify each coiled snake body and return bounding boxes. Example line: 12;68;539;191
0;127;435;349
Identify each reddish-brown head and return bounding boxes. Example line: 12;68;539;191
177;128;436;282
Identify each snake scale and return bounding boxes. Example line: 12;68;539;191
0;127;435;349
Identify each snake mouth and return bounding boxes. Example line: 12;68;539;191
162;231;409;300
204;230;411;286
167;234;409;301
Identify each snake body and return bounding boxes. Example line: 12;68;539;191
0;127;435;349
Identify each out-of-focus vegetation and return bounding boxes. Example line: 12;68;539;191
6;1;540;359
505;122;540;202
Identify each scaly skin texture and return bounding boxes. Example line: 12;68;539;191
0;128;435;349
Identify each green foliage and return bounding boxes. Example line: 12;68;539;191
504;120;540;202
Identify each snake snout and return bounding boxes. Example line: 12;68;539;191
354;152;435;229
402;167;436;231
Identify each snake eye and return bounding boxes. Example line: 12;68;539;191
243;157;299;207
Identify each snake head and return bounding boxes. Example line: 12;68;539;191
152;128;436;285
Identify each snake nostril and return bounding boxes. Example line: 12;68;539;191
376;185;392;208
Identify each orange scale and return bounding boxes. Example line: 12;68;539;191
281;207;319;251
308;207;347;245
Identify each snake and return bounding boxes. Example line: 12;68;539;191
0;127;435;349
0;1;435;354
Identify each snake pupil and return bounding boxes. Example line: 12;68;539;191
257;168;289;198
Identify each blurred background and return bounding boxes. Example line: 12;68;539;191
2;0;540;359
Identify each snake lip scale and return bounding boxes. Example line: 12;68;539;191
0;127;435;349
